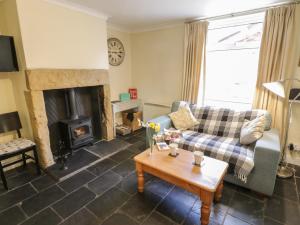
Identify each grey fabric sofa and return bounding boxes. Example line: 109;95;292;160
148;101;281;196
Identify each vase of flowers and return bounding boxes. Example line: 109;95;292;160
144;122;160;155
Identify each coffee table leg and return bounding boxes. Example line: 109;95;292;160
136;162;144;193
214;180;224;202
200;190;213;225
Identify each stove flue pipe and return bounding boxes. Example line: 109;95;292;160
67;88;79;120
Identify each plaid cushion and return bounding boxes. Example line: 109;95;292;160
189;105;265;138
175;130;255;182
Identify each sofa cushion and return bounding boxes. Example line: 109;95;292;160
168;106;199;130
240;116;265;145
189;105;267;138
252;109;272;130
174;130;255;182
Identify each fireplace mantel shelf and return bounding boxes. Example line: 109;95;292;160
26;69;110;91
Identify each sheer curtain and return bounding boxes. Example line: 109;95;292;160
182;21;208;104
253;4;300;143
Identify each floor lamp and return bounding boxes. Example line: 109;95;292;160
263;78;300;178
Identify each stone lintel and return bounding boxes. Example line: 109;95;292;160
26;69;109;91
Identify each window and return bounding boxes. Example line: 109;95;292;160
199;13;265;110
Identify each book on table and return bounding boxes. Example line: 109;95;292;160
156;142;169;151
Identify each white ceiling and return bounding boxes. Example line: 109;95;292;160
53;0;289;32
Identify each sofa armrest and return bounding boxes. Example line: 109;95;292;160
252;128;281;195
146;115;171;147
148;115;172;132
254;128;281;164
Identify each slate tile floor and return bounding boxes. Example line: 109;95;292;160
0;129;300;225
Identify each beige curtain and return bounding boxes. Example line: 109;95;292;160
253;4;299;144
182;21;208;104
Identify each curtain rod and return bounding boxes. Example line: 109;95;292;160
185;0;300;23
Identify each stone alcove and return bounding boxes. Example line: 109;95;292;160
25;69;114;168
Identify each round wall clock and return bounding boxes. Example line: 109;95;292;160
107;37;125;66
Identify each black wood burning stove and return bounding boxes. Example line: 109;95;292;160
59;116;93;150
59;88;94;151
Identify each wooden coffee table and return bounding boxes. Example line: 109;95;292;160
134;148;228;225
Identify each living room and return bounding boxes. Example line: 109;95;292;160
0;0;300;225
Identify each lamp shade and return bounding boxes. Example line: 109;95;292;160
263;81;286;98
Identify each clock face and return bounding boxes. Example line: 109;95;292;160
108;38;125;66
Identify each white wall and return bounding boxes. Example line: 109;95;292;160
131;25;184;121
0;78;18;142
0;2;7;32
16;0;108;69
0;0;111;170
0;2;16;119
107;27;132;101
0;0;110;143
0;0;33;169
0;0;32;140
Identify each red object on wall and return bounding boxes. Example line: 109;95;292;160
129;88;137;99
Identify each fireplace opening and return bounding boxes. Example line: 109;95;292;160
74;125;89;138
43;86;103;156
58;88;94;151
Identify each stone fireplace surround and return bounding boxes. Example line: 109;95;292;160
25;69;113;168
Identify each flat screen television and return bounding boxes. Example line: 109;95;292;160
0;35;19;72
